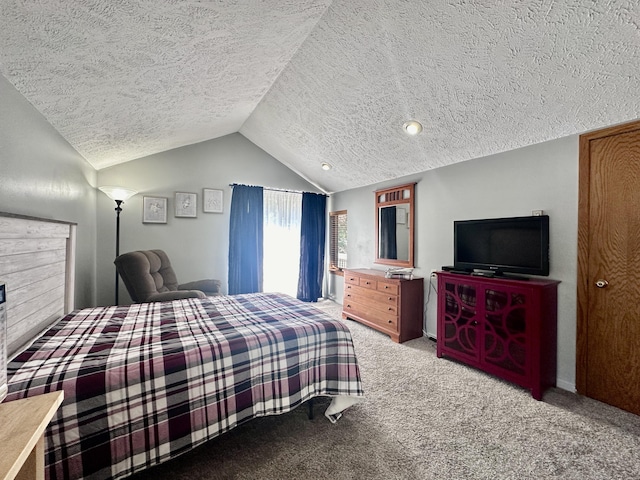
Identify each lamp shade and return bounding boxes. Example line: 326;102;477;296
99;186;138;202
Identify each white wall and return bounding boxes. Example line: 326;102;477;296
0;75;98;308
330;135;578;391
96;133;322;307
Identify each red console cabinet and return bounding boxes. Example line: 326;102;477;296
436;272;560;400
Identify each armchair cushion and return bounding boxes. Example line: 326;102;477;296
178;279;222;296
146;290;207;302
114;249;221;303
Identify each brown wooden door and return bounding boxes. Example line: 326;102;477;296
577;120;640;415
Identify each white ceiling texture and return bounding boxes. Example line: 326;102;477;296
1;1;639;193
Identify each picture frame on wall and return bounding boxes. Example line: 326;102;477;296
175;192;197;218
203;188;224;213
142;196;168;224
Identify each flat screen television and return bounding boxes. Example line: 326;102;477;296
454;215;549;277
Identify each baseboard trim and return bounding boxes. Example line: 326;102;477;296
555;378;576;393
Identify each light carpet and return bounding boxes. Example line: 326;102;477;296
129;300;640;480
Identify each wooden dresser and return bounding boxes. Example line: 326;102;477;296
342;268;424;343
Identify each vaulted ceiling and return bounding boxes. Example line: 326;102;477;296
1;1;639;193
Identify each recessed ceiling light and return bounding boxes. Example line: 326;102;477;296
321;162;332;171
403;120;423;135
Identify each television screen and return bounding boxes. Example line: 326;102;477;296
454;215;549;276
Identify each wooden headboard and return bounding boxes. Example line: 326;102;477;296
0;213;76;356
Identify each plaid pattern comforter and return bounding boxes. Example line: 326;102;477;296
6;293;364;480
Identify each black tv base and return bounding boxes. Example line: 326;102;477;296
470;270;530;281
449;270;472;275
441;266;531;280
441;266;471;275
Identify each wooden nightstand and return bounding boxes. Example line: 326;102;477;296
0;391;63;480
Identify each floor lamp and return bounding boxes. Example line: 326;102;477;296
99;186;138;305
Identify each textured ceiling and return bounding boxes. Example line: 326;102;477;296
0;0;331;167
1;1;639;193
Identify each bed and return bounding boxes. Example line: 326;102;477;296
6;292;364;480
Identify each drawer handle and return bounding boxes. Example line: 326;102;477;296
347;304;351;308
384;285;389;289
388;297;393;301
365;281;371;285
388;320;393;324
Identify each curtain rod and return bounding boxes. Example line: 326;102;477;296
229;183;327;196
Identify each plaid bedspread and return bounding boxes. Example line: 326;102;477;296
6;293;364;480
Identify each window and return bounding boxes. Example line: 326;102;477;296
263;190;302;296
329;210;347;275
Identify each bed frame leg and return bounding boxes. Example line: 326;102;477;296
307;398;314;420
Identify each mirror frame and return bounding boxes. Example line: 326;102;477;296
374;182;415;268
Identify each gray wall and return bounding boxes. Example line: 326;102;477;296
0;75;97;308
2;66;579;389
96;133;322;307
330;135;578;391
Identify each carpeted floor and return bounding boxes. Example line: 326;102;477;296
129;300;640;480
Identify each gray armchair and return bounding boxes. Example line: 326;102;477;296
114;249;221;303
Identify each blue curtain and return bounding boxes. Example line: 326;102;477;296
297;192;327;302
380;206;397;259
228;185;264;294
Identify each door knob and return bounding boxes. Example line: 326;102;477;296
595;279;609;288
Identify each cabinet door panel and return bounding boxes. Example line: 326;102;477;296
482;288;528;377
441;281;480;360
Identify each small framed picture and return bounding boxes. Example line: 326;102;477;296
143;196;168;224
175;192;197;218
203;188;224;213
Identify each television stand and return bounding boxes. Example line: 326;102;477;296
436;272;560;400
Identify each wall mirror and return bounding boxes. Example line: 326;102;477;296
375;182;415;267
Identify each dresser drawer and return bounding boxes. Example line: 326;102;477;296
359;277;377;290
343;299;398;331
344;291;399;316
345;274;360;285
344;284;398;307
344;283;357;294
377;281;399;295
